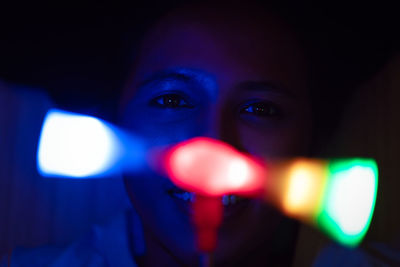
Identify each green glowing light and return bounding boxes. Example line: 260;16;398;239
317;159;378;247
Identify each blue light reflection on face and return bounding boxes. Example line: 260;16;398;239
37;109;146;178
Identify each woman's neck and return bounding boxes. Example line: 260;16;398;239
134;229;189;267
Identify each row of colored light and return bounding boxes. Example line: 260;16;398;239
165;138;378;247
37;110;378;248
264;158;378;247
37;109;146;178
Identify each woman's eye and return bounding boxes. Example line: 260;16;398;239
150;93;194;109
240;101;281;117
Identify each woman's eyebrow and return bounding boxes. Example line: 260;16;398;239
138;71;193;88
236;81;297;98
138;68;218;99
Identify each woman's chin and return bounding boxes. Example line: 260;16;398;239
214;201;284;264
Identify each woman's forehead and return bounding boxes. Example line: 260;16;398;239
139;3;298;56
122;3;308;105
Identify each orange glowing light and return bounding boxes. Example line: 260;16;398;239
163;138;378;248
282;160;328;221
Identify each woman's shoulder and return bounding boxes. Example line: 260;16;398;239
313;242;400;266
6;240;107;267
5;211;138;267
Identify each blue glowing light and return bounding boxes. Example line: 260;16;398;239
37;109;145;178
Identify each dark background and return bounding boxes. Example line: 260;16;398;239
1;1;399;119
1;1;400;263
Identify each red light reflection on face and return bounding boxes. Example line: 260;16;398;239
164;137;265;197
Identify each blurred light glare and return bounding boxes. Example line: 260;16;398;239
37;109;121;177
317;159;378;247
227;158;249;189
268;158;378;247
326;166;376;235
285;167;315;212
281;160;326;218
165;137;264;196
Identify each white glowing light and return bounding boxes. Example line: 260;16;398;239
327;166;376;235
227;158;249;188
37;109;121;177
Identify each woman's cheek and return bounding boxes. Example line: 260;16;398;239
126;111;208;146
237;124;307;158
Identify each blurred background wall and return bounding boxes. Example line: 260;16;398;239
0;85;131;257
293;54;400;266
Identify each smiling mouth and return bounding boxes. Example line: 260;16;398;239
167;187;245;206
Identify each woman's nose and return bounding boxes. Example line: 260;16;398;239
200;105;243;151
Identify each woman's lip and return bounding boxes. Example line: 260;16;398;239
222;197;250;220
168;190;195;202
167;189;246;206
163;175;251;220
166;187;251;221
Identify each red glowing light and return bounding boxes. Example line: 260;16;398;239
164;137;265;197
193;196;222;252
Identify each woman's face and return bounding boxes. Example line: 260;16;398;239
121;7;312;265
